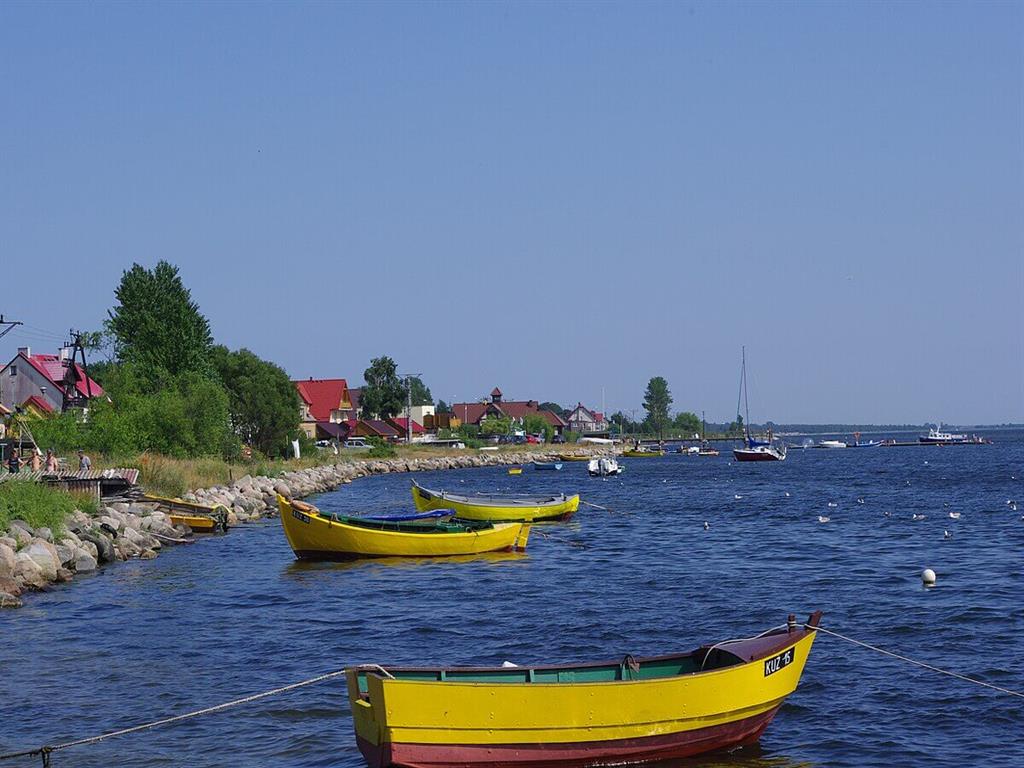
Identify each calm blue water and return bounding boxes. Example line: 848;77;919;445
2;432;1023;768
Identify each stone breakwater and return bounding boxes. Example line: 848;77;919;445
0;450;593;608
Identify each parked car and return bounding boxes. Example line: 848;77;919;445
344;438;371;449
551;434;566;444
315;439;332;448
525;434;540;444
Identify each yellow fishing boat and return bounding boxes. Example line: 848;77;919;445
278;496;530;560
143;493;229;532
621;446;664;457
411;481;579;522
347;612;821;768
507;467;523;475
556;453;591;462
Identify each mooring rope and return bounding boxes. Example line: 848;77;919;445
0;668;350;765
5;624;1021;766
811;624;1024;700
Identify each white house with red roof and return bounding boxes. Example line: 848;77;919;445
0;347;105;414
565;403;607;434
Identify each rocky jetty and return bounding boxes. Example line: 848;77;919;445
0;449;595;608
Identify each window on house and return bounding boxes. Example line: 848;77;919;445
9;366;15;376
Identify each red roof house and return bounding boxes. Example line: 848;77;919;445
0;347;105;414
450;388;566;435
387;417;425;438
294;378;355;438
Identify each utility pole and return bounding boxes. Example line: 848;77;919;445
401;373;422;445
0;315;23;342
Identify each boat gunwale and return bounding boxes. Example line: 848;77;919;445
352;613;821;684
412;481;576;508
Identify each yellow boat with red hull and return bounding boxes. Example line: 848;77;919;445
347;612;822;768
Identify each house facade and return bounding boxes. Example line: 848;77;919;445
565;403;607;434
0;347;105;414
293;378;356;439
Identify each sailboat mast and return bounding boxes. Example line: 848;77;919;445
742;346;750;434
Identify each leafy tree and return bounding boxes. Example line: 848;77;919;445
408;376;433;406
436;399;452;414
211;346;300;456
105;261;215;386
360;356;405;419
480;416;512;436
522;413;554;441
608;411;636;434
673;411;701;435
642;376;673;439
539;402;565;416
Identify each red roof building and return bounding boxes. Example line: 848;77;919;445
294;378;355;438
0;347;105;414
387;417;425;439
450;388;567;436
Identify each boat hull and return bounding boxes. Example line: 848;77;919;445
412;483;579;523
279;497;529;559
732;448;785;462
357;705;779;768
348;618;818;768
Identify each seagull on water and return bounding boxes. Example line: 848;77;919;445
948;511;961;520
827;502;838;508
818;515;831;524
912;513;926;521
856;498;865;505
944;529;953;539
784;492;791;497
734;494;743;500
703;521;710;531
883;511;892;518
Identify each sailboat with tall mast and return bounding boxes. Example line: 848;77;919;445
732;347;786;462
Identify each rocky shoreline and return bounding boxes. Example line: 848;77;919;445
0;450;592;608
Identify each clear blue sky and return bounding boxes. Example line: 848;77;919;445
1;1;1021;424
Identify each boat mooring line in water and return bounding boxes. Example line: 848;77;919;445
0;668;352;766
811;624;1024;700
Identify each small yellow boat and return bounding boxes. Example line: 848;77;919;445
347;612;822;768
556;453;591;462
411;481;579;522
278;496;530;560
507;467;523;475
143;493;229;532
621;449;664;458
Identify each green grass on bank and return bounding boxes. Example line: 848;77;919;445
91;444;577;498
0;483;95;540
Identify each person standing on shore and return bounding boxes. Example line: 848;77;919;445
30;449;42;472
7;448;23;474
45;448;58;473
77;449;92;471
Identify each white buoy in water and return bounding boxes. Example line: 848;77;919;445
922;568;937;585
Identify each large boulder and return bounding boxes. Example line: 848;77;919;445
273;482;291;499
25;540;60;581
0;592;23;608
0;543;17;580
6;523;33;548
54;543;76;567
73;549;98;573
80;531;115;564
14;553;48;589
34;526;54;543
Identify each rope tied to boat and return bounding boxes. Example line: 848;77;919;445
809;624;1024;700
0;668;351;766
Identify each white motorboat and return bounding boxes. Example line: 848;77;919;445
588;457;622;476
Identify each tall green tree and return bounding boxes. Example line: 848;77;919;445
360;356;405;419
435;399;452;414
673;411;702;435
408;376;433;406
105;261;215;385
642;376;673;439
522;413;554;441
211;346;300;456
